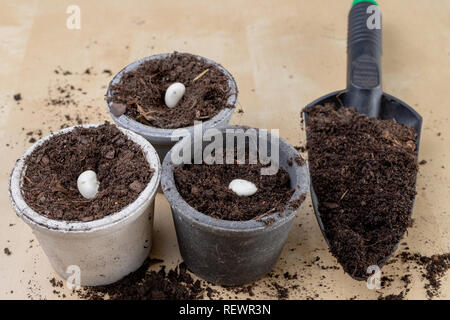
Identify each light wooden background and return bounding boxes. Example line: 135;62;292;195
0;0;449;300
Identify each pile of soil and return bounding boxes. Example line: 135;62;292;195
107;52;235;129
399;252;450;299
21;123;153;222
305;103;419;278
77;259;209;300
174;150;299;221
271;282;289;299
378;292;405;300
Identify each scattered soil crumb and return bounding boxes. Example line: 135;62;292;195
399;251;450;299
108;52;235;129
49;278;64;288
378;292;404;300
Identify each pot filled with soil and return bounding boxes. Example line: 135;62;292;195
106;52;238;162
161;126;309;286
9;123;161;286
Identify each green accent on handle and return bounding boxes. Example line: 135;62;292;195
352;0;378;6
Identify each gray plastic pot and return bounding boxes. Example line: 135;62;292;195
9;124;161;286
161;126;309;286
106;53;238;162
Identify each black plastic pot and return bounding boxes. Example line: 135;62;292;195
161;126;309;285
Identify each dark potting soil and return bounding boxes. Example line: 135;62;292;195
21;123;153;222
272;282;289;299
399;251;450;299
378;292;405;300
173;151;300;221
107;52;235;129
305;103;419;279
77;258;209;300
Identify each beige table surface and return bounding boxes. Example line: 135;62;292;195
0;0;449;300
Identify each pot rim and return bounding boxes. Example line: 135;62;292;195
106;52;238;141
8;124;161;233
161;125;310;234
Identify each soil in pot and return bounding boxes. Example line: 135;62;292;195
305;103;419;278
107;52;234;129
21;123;154;222
173;150;301;221
76;258;210;300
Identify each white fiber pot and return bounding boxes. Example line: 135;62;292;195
8;125;161;286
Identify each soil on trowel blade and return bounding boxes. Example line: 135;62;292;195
305;103;419;279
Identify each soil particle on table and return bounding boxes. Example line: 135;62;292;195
400;274;412;286
380;275;394;288
228;285;256;298
399;251;450;299
3;248;12;256
108;52;235;129
377;250;449;300
54;66;72;76
232;270;309;300
174;150;298;221
271;282;289;299
21;123;153;222
15;65;106;148
304;103;419;279
46;84;83;108
45;66;108;126
283;271;298;280
378;292;405;300
25;130;43;144
49;278;63;288
77;259;210;300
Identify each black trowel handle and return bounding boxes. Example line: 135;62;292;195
345;1;382;117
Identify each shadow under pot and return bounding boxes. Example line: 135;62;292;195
8;124;161;286
161;125;310;286
106;52;238;162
